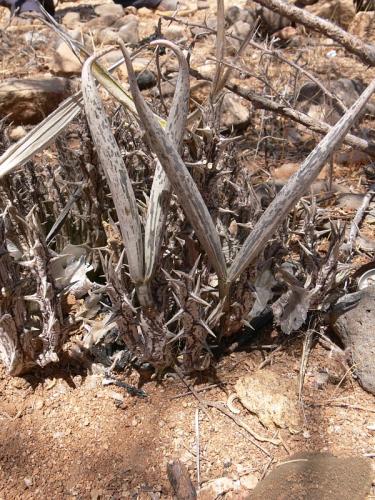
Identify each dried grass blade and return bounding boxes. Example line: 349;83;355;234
228;78;375;283
81;54;145;291
120;43;227;283
0;93;83;179
144;40;190;282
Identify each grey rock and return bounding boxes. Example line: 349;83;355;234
296;78;374;125
62;11;81;30
118;20;139;44
136;69;157;90
84;14;117;30
331;286;375;394
96;27;119;45
227;20;252;53
0;77;73;124
113;13;139;29
220;93;251;129
94;3;124;17
225;5;255;26
50;40;82;76
164;24;187;41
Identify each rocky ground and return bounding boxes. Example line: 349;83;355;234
1;0;375;498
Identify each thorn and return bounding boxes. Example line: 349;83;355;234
167;328;185;344
165;308;184;326
199;319;216;338
189;293;211;307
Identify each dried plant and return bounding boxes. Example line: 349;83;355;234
0;0;374;375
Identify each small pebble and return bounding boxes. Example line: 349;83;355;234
24;477;33;488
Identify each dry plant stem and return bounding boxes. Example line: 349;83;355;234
227;82;375;156
195;409;200;488
206;401;280;447
190;69;375;156
211;0;225;98
144;40;190;283
120;45;228;285
307;401;375;413
252;0;375;67
248;40;347;114
228;78;375;283
348;183;375;253
81;53;149;305
299;330;314;401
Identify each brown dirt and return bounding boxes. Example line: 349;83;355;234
1;335;375;498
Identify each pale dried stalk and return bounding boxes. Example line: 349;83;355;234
81;53;148;304
120;44;228;285
144;40;190;282
211;0;226;98
0;93;83;179
228;78;375;282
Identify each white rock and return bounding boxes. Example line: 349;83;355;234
8;126;27;141
240;473;258;490
198;477;235;499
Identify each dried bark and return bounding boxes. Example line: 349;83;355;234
167;460;197;500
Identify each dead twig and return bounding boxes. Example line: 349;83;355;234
190;69;375;157
195;408;201;489
206;400;280;446
251;0;375;67
169;382;226;400
306;401;375;413
348;183;375;254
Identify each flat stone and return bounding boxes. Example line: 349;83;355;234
240;473;258;490
84;14;117;30
94;3;124;17
198;477;235;500
234;370;302;433
50;41;82;76
96;27;119;45
164;24;187;41
220;93;251;129
118;21;139;44
0;77;72;124
62;11;81;30
251;452;372;500
331;286;375;394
